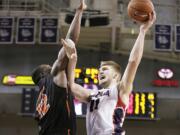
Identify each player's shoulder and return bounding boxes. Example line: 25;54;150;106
37;75;53;90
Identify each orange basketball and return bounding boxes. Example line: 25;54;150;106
127;0;154;23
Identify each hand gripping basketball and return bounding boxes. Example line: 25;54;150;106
127;0;154;23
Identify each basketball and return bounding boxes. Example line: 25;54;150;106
127;0;154;23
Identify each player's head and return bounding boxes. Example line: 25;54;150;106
32;64;52;85
98;61;121;88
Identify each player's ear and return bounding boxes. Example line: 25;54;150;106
113;73;118;79
113;73;121;82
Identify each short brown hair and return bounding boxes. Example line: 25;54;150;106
31;64;52;85
101;61;121;80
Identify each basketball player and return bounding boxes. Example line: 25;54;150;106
31;1;87;135
62;11;156;135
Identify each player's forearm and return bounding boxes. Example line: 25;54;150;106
67;58;90;103
58;47;68;62
55;9;82;72
129;30;146;64
72;83;90;103
51;48;69;76
57;48;69;70
66;9;83;44
67;57;77;88
55;8;83;72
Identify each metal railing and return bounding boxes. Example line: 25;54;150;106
0;0;40;11
0;0;69;14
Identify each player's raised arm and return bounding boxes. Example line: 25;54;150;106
61;38;91;103
119;12;156;96
51;0;87;76
66;0;87;44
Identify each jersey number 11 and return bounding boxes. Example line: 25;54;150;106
90;99;100;112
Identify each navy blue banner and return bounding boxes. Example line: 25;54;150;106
16;17;36;44
175;25;180;52
40;17;59;44
154;24;172;51
0;17;14;44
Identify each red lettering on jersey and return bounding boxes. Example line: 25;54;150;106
36;86;50;119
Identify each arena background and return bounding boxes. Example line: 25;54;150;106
0;0;180;135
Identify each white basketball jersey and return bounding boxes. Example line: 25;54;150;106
86;85;127;135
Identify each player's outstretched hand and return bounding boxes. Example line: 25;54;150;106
61;38;77;60
78;0;87;11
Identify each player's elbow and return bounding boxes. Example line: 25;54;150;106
128;59;141;67
129;51;143;64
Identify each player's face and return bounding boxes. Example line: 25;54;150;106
98;65;114;88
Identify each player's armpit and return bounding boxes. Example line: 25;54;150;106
119;61;137;95
118;82;132;106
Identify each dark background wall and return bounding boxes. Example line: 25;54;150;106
1;45;180;96
0;45;180;135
